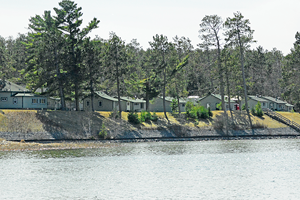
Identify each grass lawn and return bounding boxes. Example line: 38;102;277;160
278;112;300;123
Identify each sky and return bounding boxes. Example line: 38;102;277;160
1;0;300;55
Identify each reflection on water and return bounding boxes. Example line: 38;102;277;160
1;139;300;199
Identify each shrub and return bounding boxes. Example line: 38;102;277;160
208;107;213;117
171;99;178;112
252;121;266;129
186;104;210;120
197;106;209;119
291;109;295;113
251;107;256;115
212;114;225;130
151;112;158;121
128;112;140;124
109;109;120;119
140;110;146;122
185;101;194;114
242;104;246;110
188;106;198;119
145;111;152;122
251;102;264;117
216;102;222;110
255;102;263;117
99;124;108;139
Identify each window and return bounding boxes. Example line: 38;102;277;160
182;104;185;107
86;101;90;106
263;103;265;106
141;103;144;109
13;98;18;104
1;97;7;102
40;99;46;104
99;101;102;107
32;99;38;104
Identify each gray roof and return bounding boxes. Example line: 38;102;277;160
14;93;45;97
209;94;236;103
120;97;145;103
261;96;286;104
248;95;269;102
95;91;118;102
285;103;294;107
161;96;187;103
1;81;29;92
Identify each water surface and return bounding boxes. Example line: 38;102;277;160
1;139;300;199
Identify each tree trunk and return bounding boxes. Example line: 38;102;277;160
75;82;79;111
146;90;150;111
175;82;181;114
116;55;122;118
90;77;94;112
55;49;66;110
238;33;253;129
163;68;169;122
225;64;234;122
216;35;228;135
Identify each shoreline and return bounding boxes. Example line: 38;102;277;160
7;132;300;143
1;127;300;151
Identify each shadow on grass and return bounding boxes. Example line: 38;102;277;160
35;111;106;139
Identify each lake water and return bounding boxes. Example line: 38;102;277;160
1;139;300;200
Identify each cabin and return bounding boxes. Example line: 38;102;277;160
83;91;120;111
260;96;289;111
149;96;187;112
198;94;237;111
120;97;146;112
0;81;47;110
244;95;269;110
47;97;61;110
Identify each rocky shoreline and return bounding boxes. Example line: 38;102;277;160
1;127;299;142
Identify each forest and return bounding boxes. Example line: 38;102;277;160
0;0;299;114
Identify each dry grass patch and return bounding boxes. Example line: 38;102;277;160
0;110;44;132
253;115;287;128
0;138;115;151
279;112;300;124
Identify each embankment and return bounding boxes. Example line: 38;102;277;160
0;110;299;141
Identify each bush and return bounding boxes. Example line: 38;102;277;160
242;104;246;110
140;110;146;122
197;106;209;119
145;111;152;122
216;102;222;110
185;101;194;114
186;104;210;120
251;107;256;115
251;102;263;117
255;102;263;117
99;124;108;139
128;112;140;124
109;109;120;119
188;106;198;119
151;112;158;121
208;107;213;117
171;99;178;112
252;121;266;129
